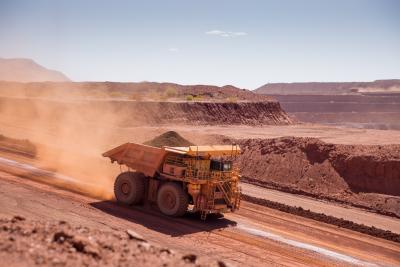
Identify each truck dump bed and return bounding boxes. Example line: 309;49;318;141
102;143;166;177
103;143;240;177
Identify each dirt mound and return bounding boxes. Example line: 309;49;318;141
0;215;223;267
236;137;400;216
144;131;194;147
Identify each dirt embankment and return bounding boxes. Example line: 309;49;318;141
0;215;223;267
236;137;400;216
134;101;291;125
0;97;292;126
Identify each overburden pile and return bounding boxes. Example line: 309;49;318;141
237;137;400;216
143;131;194;147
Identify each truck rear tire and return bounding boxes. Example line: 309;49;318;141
157;182;188;217
114;171;145;205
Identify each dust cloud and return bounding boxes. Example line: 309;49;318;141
0;88;141;199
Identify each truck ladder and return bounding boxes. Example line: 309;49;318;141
217;182;232;206
234;186;241;210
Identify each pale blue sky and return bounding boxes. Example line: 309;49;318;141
0;0;399;89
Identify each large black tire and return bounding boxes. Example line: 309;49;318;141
157;182;189;217
114;172;145;205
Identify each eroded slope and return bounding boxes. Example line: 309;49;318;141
236;137;400;216
0;97;292;126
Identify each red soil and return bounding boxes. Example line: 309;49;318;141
0;97;292;126
236;137;400;216
0;215;221;267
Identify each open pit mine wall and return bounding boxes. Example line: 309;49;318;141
237;138;400;197
0;97;292;126
335;155;400;196
113;101;293;125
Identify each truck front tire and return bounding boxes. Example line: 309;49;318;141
114;171;145;205
157;182;189;217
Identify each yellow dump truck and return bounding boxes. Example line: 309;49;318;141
103;143;241;219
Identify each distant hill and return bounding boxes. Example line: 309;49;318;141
0;58;70;82
255;80;400;95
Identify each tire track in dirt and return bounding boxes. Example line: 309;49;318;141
241;194;400;243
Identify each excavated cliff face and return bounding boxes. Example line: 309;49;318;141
0;97;292;126
236;137;400;216
238;137;400;196
112;101;292;125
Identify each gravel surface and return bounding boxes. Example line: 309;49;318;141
0;215;227;267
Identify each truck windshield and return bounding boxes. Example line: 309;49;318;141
211;160;232;171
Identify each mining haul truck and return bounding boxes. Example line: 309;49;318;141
103;143;241;220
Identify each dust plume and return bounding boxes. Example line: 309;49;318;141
0;85;148;199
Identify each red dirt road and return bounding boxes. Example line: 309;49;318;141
241;183;400;234
1;170;399;266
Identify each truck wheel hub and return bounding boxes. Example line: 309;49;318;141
163;191;176;209
121;183;130;194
